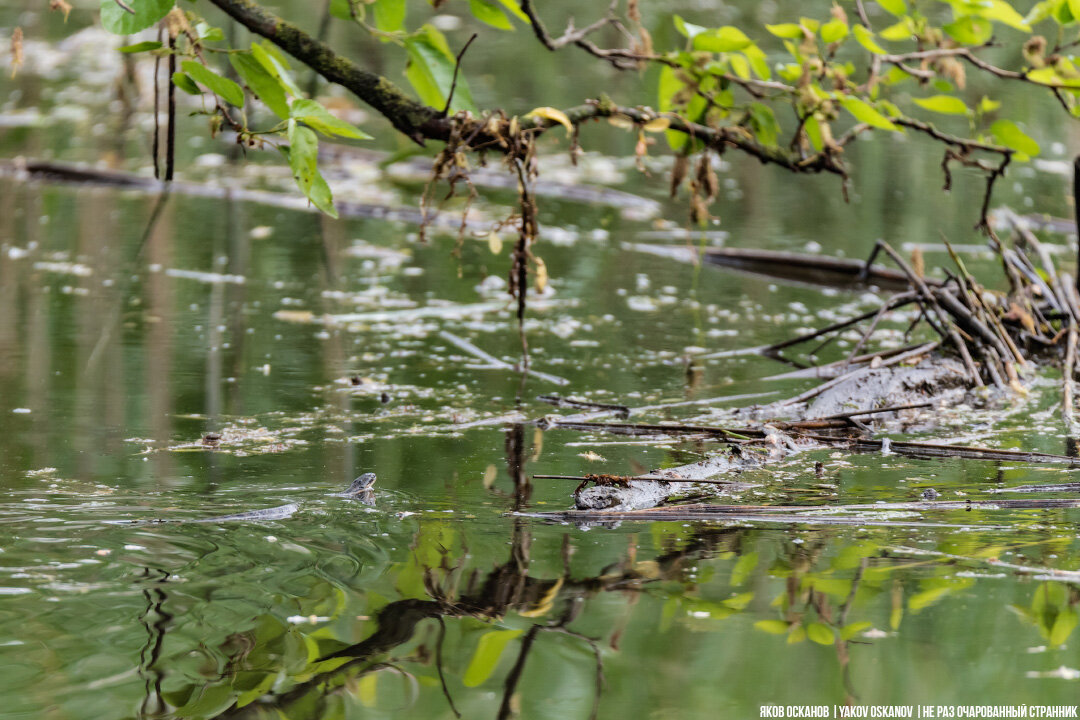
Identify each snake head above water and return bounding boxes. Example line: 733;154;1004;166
342;472;378;496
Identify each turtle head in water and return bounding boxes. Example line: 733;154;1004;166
342;472;377;497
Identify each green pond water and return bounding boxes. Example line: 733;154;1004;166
3;1;1080;719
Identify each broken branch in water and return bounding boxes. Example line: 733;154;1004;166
533;473;749;487
438;330;568;386
885;545;1080;582
523;496;1080;526
537;394;629;415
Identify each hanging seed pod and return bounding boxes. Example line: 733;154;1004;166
696;154;718;201
670;154;689;198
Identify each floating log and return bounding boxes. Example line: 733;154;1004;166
626;242;944;291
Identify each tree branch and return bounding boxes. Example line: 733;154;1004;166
206;0;445;144
518;0;647;69
522;101;849;176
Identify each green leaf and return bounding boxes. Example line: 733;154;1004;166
252;41;303;98
694;26;753;52
944;16;994;45
230;52;289;119
119;40;163;53
463;629;522;687
804;114;823;151
171;72;201;96
979;96;1002;113
878;0;907;15
235;673;277;708
744;45;771;79
1023;0;1064;26
749;102;780;146
1049;606;1078;646
290;98;373;139
329;0;355;22
181;60;245;107
100;0;174;35
807;622;836;645
730;552;758;586
754;620;790;635
173;683;235;716
766;23;806;39
373;0;407;32
840;621;873;640
908;586;953;612
841;96;900;131
674;15;707;40
821;20;849;43
287;120;319;199
991;119;1041;158
879;19;914;41
890;603;903;630
787;624;807;644
308;167;339;218
981;0;1032;31
404;24;476;113
912;94;970;115
495;0;530;23
853;24;887;54
282;131;336;216
195;22;225;43
730;53;751;79
721;592;754;610
469;0;513;30
1054;0;1076;25
658;64;707;151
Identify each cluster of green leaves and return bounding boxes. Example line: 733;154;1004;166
655;0;1069;162
106;1;372;216
327;0;528;114
99;0;543;216
94;0;1080;218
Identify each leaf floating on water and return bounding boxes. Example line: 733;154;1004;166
482;464;498;488
273;310;317;323
577;451;607;462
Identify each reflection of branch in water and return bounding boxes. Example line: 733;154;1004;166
498;624;540;720
497;605;605;720
505;423;531;511
137;568;172;719
85;188;172;377
835;558;867;707
210;527;746;719
435;617;461;718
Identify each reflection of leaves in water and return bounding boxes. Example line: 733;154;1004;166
730;551;758;586
1012;582;1080;648
464;629;524;687
908;578;974;613
807;622;835;645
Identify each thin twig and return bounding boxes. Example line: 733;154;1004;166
435;617;461;718
442;33;478;116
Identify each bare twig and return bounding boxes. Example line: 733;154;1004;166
442;33;478;116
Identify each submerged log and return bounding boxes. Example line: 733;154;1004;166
571;450;764;512
626;243;943;291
